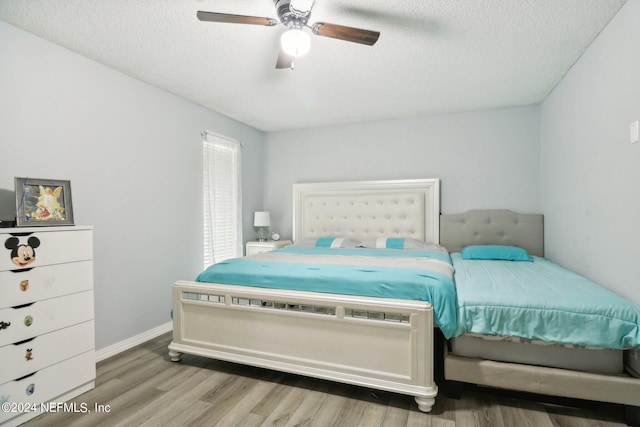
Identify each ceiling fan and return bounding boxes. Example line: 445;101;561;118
197;0;380;69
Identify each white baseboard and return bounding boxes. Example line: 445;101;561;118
95;321;173;362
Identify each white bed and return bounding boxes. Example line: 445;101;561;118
169;179;444;412
439;209;640;425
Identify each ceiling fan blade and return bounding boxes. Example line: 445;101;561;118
197;11;277;26
311;22;380;46
276;49;294;69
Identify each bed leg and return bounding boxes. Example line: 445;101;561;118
169;350;183;362
414;396;435;413
444;380;464;399
625;405;640;426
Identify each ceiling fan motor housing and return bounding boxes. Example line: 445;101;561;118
275;0;310;27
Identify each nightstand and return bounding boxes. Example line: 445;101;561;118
245;240;292;256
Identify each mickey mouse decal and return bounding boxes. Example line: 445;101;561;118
4;236;41;267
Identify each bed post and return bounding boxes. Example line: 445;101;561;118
415;396;435;412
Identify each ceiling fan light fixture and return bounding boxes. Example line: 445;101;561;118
280;27;311;57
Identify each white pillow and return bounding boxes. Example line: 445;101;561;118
293;237;359;248
359;237;446;252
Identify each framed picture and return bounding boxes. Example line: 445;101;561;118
14;177;74;227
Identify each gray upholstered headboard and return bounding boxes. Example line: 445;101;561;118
440;209;544;257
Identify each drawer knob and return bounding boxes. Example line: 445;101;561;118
20;280;29;292
0;321;10;330
24;316;33;327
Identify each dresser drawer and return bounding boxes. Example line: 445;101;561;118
0;321;94;385
0;228;93;272
0;261;93;309
0;291;94;347
0;350;96;424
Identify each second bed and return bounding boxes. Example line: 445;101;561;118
440;209;640;423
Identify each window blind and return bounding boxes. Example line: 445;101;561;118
203;132;242;269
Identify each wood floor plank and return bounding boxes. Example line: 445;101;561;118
239;412;268;427
406;409;434;427
136;368;234;426
496;397;554;427
452;394;483;427
20;332;630;427
302;383;352;427
72;384;167;427
154;360;210;391
352;388;396;427
480;395;510;427
194;375;264;425
430;389;457;425
257;376;311;426
356;401;388;427
282;388;331;427
109;362;220;426
211;377;283;427
17;378;124;427
138;398;212;426
381;393;412;426
250;376;300;418
96;346;170;387
544;403;626;427
95;335;169;377
330;386;377;426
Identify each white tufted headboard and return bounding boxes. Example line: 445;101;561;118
292;179;440;243
440;209;544;257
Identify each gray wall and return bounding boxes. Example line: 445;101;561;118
540;0;640;304
263;106;541;240
0;21;265;350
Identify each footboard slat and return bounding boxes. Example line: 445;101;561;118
169;280;438;412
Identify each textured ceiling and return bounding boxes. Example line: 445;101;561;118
0;0;627;132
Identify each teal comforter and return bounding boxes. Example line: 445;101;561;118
197;246;458;338
452;253;640;349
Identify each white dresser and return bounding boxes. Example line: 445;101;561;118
0;226;95;426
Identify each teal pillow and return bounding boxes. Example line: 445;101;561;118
315;237;339;247
461;245;533;261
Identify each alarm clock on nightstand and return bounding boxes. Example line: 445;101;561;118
271;231;281;241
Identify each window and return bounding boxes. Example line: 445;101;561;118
203;132;242;269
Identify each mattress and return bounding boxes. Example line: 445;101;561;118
451;253;640;349
450;334;623;374
196;246;458;338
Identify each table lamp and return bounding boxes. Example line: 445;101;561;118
253;211;270;242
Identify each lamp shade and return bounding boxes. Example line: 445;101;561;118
254;211;271;227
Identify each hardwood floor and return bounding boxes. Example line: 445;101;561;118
21;332;628;427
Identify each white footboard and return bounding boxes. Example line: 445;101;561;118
169;280;438;412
